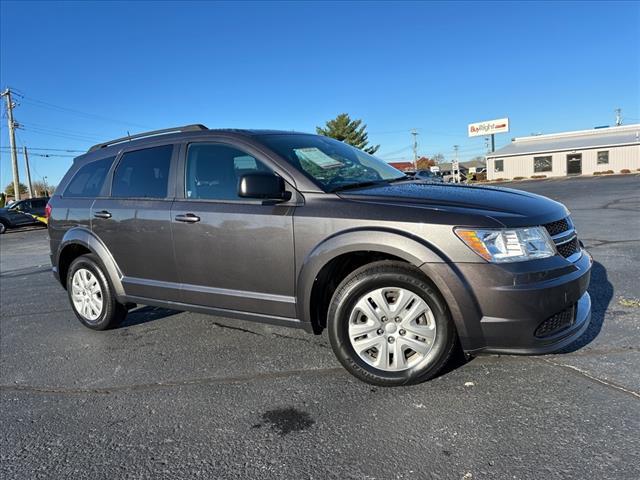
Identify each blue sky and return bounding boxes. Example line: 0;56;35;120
1;0;639;187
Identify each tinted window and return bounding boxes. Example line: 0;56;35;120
597;151;609;164
534;156;552;173
64;156;115;198
185;144;272;200
494;159;504;172
112;145;173;198
31;199;47;208
12;200;29;211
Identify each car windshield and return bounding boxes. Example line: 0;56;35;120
256;134;406;192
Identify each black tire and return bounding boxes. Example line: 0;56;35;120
0;221;7;234
327;261;457;386
66;253;127;330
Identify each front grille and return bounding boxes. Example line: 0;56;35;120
543;217;581;259
535;304;576;338
556;237;580;258
544;218;570;237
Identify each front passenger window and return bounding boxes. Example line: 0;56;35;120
185;144;272;200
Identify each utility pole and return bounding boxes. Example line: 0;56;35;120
453;145;460;183
615;108;622;126
411;129;419;171
23;146;34;198
1;88;21;201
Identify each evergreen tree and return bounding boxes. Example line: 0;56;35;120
4;182;28;197
316;113;380;154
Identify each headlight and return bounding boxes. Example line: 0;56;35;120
455;226;556;263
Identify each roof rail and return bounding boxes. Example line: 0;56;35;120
88;124;208;152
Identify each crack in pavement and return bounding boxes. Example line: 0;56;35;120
210;321;264;336
537;357;640;400
581;238;640;248
0;265;52;278
0;367;345;396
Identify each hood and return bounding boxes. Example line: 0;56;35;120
338;181;569;227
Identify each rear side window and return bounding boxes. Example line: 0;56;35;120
112;145;173;198
64;156;115;198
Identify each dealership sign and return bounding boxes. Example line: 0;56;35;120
468;118;509;137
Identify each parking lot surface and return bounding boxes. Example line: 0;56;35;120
1;174;639;479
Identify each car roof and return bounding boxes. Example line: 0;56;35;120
80;126;314;161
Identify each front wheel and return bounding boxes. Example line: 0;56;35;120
0;221;7;234
328;261;457;386
66;254;127;330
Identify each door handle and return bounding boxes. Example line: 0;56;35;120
94;210;112;219
175;213;201;223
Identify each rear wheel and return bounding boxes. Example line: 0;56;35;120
328;261;456;386
66;254;127;330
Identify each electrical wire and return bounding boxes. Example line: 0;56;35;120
16;94;150;129
0;146;85;152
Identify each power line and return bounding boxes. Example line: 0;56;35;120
18;126;98;143
0;146;84;152
377;145;412;158
17;94;150;129
29;152;77;158
19;121;103;138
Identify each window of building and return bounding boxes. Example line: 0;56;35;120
494;159;504;173
534;156;553;173
64;156;115;197
185;144;273;200
112;145;173;198
597;151;609;165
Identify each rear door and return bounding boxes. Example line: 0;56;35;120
91;143;181;302
171;141;297;318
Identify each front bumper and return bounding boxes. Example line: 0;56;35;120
476;290;591;355
424;249;593;355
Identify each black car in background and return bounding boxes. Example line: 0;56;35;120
0;197;49;234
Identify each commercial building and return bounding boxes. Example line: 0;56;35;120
389;161;415;172
486;124;640;180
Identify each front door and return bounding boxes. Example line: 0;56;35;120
91;143;181;302
6;200;36;226
171;142;296;318
567;153;582;175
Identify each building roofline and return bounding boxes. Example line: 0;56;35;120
487;140;640;158
510;123;640;144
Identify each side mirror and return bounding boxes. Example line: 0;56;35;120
238;173;290;201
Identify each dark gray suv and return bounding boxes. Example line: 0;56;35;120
48;125;592;386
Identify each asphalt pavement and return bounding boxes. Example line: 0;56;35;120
1;174;639;479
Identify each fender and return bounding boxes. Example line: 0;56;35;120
296;227;449;326
57;226;126;301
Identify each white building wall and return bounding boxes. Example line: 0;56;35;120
487;144;640;180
